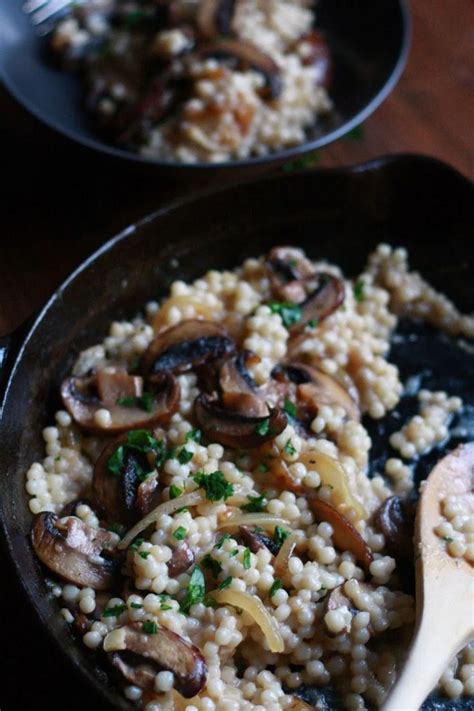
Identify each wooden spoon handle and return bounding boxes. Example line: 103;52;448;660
383;610;473;711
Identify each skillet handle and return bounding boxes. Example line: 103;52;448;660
0;319;33;403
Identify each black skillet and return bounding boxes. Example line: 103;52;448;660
0;0;410;175
0;154;473;710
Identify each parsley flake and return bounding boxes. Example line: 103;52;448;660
284;439;297;456
256;462;269;473
130;537;145;551
192;470;234;501
169;484;183;499
173;526;187;541
178;447;193;465
202;554;222;577
268;301;302;328
181;566;206;613
274;526;290;547
353;279;365;303
218;576;232;591
255;418;270;436
215;533;230;549
103;604;127;617
142;621;158;634
139;550;151;560
130;602;143;609
283;398;297;419
185;428;201;443
117;392;154;413
243;548;251;569
241;493;267;513
443;536;454;543
269;579;283;597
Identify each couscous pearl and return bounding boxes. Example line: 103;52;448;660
154;670;174;692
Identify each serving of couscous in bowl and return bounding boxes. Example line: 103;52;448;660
24;238;474;711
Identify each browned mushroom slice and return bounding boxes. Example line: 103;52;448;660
61;370;179;434
142;319;235;376
194;393;287;448
374;496;415;591
266;246;316;302
239;525;279;555
167;541;195;577
31;513;119;590
93;432;165;524
105;622;208;697
196;0;237;39
295;273;345;328
289;363;360;422
218;352;269;418
190;40;282;99
322;582;375;634
298;31;333;88
308;498;373;571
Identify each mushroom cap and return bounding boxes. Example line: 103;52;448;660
105;622;208;697
61;369;180;433
142;319;235;375
194;392;287;449
31;512;119;590
289;362;360;422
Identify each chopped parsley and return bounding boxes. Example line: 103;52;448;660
243;548;251;569
268;301;302;329
218;576;232;591
142;621;158;634
185;428;201;443
130;602;143;609
107;430;165;476
255;418;270;436
256;462;269;473
283;398;297;419
284;439;297;456
202;554;222;577
181;566;206;613
215;533;230;550
130;537;145;551
192;470;234;501
117;392;154;413
443;536;454;543
306;319;319;330
139;551;151;560
269;579;283;597
241;493;267;513
103;604;127;617
178;447;193;465
169;484;183;500
353;279;365;303
229;549;239;557
166;446;178;460
173;526;187;541
203;595;218;608
54;456;61;462
274;526;290;547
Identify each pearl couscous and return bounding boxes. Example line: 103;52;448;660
48;0;332;163
27;244;474;709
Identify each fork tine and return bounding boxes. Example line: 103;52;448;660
31;0;71;24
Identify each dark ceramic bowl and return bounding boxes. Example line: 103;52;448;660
0;154;473;710
0;0;410;173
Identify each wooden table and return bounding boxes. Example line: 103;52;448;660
0;2;472;710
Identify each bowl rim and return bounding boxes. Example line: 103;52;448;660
0;0;411;170
2;152;470;710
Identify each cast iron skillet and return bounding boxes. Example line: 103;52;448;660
0;0;410;174
0;154;473;710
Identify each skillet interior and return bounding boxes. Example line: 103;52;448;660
0;154;473;709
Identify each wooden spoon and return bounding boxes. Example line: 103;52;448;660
383;443;474;711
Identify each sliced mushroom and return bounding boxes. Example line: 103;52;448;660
295;273;345;329
61;369;179;433
239;525;279;555
196;0;237;39
167;541;195;577
31;513;119;590
218;352;268;417
105;622;208;697
266;246;316;302
322;582;375;635
194;392;287;448
290;363;360;422
189;40;282;99
298;31;332;88
374;496;415;591
142;319;235;376
93;434;162;525
308;497;373;571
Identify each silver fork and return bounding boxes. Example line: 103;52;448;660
23;0;74;31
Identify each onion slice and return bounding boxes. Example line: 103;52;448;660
273;532;298;580
218;513;291;530
300;451;367;521
119;491;205;549
210;589;284;653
